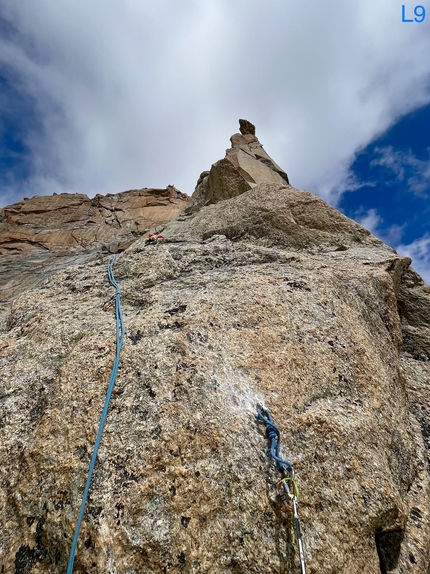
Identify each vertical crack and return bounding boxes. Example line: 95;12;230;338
375;529;404;573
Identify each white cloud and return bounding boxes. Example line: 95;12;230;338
397;234;430;285
0;0;429;207
371;146;430;197
383;224;406;247
355;206;406;244
354;207;429;284
355;207;405;244
355;208;383;236
371;147;407;179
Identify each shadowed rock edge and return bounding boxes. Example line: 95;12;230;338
0;123;430;574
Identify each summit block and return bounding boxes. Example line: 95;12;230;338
185;119;289;215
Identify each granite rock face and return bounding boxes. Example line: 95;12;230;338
185;120;289;215
1;124;430;574
0;186;189;320
238;119;256;135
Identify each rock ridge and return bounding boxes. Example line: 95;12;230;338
184;119;289;215
0;122;429;573
0;186;189;321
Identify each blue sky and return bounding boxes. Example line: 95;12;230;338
0;1;429;281
340;104;430;281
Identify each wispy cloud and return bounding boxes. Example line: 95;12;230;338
397;234;430;284
327;169;377;205
0;0;430;207
370;146;430;197
355;207;405;244
355;207;429;284
355;208;383;235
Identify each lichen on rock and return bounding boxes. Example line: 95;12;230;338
0;122;430;573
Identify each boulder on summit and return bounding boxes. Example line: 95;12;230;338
184;119;289;215
0;122;429;573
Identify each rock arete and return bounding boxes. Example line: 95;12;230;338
0;122;430;573
0;186;188;323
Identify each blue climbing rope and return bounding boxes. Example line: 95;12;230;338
66;254;125;574
257;407;307;574
256;407;293;473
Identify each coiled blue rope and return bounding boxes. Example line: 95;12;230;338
66;254;125;573
256;407;293;473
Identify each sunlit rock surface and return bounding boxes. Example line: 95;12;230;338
1;123;430;573
184;119;289;215
0;186;189;321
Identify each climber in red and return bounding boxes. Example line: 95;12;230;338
145;232;164;246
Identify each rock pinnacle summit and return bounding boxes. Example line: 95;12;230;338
184;119;289;214
1;121;430;574
238;118;256;135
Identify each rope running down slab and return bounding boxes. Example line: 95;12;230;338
66;254;125;573
257;407;307;574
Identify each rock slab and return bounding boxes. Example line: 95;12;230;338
185;119;289;215
0;186;189;320
0;123;430;573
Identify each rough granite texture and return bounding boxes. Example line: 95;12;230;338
0;186;189;322
1;124;430;574
184;120;289;215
